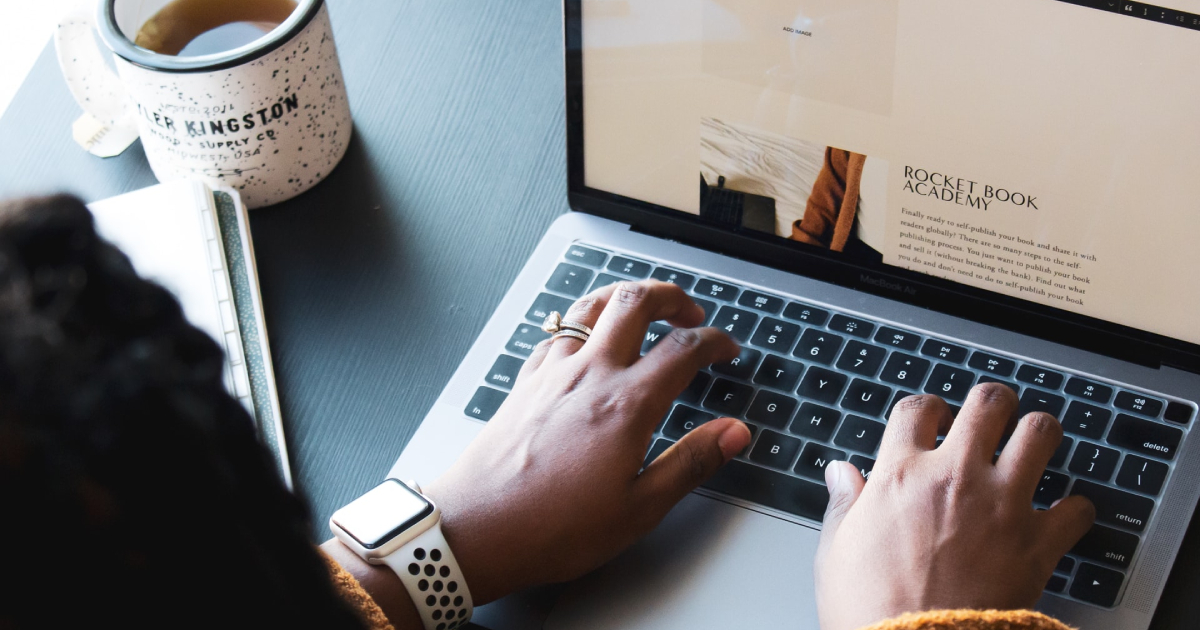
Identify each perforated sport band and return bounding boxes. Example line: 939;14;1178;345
380;524;474;630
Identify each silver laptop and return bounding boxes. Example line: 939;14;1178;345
389;1;1200;628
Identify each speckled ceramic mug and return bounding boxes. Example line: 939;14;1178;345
56;0;352;208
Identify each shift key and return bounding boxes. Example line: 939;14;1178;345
1072;524;1139;569
702;459;830;522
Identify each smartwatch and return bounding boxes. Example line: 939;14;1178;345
330;479;473;630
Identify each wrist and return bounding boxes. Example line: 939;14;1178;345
422;482;522;606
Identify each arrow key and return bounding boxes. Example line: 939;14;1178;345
1069;563;1125;608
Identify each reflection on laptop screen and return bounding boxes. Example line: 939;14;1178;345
580;0;1200;346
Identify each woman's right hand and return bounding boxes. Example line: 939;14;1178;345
814;384;1096;630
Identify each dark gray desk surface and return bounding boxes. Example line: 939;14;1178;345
2;1;1198;628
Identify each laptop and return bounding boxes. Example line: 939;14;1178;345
389;1;1200;628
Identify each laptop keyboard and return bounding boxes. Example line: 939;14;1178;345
463;243;1196;610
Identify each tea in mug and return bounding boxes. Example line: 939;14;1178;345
134;0;298;56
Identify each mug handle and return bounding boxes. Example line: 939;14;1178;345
54;0;135;128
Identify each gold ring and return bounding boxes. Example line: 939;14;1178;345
541;311;593;337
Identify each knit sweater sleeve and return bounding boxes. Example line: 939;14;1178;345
322;550;397;630
859;610;1075;630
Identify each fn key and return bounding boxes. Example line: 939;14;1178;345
465;386;507;422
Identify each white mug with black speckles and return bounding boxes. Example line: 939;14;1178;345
56;0;353;208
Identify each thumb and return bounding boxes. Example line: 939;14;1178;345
820;461;865;540
636;418;751;518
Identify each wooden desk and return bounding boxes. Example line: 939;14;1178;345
1;1;1196;628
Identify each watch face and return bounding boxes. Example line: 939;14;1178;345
332;479;434;549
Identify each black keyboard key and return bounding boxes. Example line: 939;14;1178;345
782;302;830;326
1018;389;1066;419
829;314;873;339
662;405;716;439
1114;391;1165;418
644;438;674;468
1070;480;1155;532
701;458;829;522
738;291;785;314
711;346;762;380
921;339;968;363
1061;402;1112;440
875;327;921;351
1070;563;1125;607
794;443;848;482
642;323;673;354
1056;557;1075;574
703;379;754;417
695;278;739;301
589;273;622;292
797;367;848;405
689;297;718;325
638;321;676;350
1016;365;1065;390
506;323;550;357
754;355;805;392
969;351;1016;377
849;455;876;480
1065;377;1114;404
565;245;607;267
836;340;887;377
1045;575;1067;594
794;329;844;365
485;355;524;390
1072;525;1138;569
746;390;799;429
750;318;801;354
924;364;975;402
750;430;803;470
790;403;842;441
841;379;893;417
887;390;916;420
650;267;696;291
1049;436;1073;469
546;263;594;297
878;353;930;389
1034;471;1070;506
1115;456;1169;496
1107;414;1182;460
465;387;507;422
680;372;712;405
607;256;651;279
1069;441;1121;481
834;416;885;454
1165;401;1194;425
525;292;575;324
712;306;759;343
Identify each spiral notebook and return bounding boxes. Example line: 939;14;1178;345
88;181;292;488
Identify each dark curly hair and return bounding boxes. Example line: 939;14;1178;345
0;195;366;629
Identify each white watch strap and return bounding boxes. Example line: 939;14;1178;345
380;523;474;630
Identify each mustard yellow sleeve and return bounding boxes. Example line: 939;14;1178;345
321;551;396;630
859;610;1075;630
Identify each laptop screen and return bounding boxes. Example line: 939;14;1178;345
578;0;1200;347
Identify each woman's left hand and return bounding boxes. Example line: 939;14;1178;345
425;279;752;604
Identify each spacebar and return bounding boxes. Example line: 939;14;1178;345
704;459;830;522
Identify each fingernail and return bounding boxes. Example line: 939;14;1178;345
717;422;750;461
825;460;844;488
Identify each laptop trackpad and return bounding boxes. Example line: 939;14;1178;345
546;492;823;630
